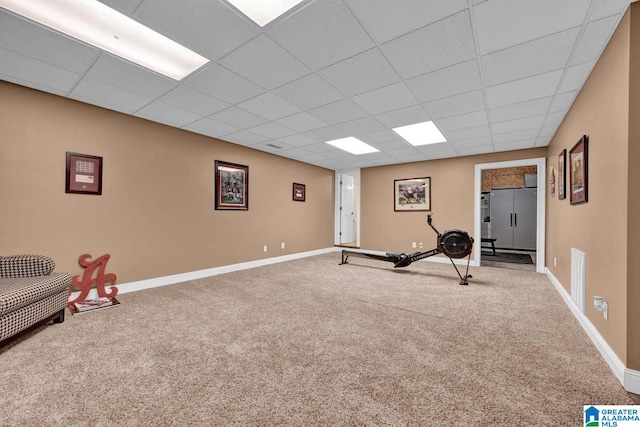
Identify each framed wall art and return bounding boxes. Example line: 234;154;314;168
558;149;566;200
65;152;103;195
215;160;249;210
550;167;556;198
569;135;588;205
394;177;431;211
292;183;306;202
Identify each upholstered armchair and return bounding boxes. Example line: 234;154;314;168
0;255;71;342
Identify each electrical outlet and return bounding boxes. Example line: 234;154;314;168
263;245;268;253
281;242;285;249
412;242;417;248
554;257;557;267
419;242;424;249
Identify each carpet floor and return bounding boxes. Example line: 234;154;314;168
0;253;633;426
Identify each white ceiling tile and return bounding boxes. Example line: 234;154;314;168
359;129;404;145
135;101;202;127
183;117;240;138
210;107;268;128
571;16;620;65
456;145;494;156
266;0;374;70
490;97;552;123
279;134;319;147
381;10;476;78
589;0;631;21
309;99;368;125
492;115;544;135
70;77;151;114
540;125;559;137
549;91;578;112
436;111;488;132
0;12;99;73
536;135;553;146
273;73;343;109
86;54;177;98
422;90;485;119
134;0;258;61
492;129;539;144
494;140;536;151
386;146;420;157
159;86;229;116
406;59;482;102
345;0;468;44
223;130;270;145
185;64;264;104
252;141;297;153
486;70;563;108
352;82;418;115
543;111;568;128
0;48;79;94
481;28;579;86
393;152;429;163
377;141;415;152
425;150;458;160
375;105;430;128
336;117;386;136
474;0;591;54
276;112;328;132
248;122;297;139
237;93;302;121
318;48;400;97
451;136;493;149
444;124;491;140
218;34;310;89
415;142;454;153
305;126;349;142
558;62;593;93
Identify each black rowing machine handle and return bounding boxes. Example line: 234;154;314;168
427;214;441;236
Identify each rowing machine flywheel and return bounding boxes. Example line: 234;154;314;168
439;230;474;259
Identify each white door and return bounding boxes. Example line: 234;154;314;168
340;174;355;244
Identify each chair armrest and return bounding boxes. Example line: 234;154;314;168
0;255;56;278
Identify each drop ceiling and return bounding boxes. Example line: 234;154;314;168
0;0;633;170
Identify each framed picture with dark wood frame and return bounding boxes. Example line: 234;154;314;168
214;160;249;210
292;183;306;202
65;152;103;195
569;135;588;205
394;177;431;211
558;149;567;200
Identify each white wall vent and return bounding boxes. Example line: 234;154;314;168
571;248;587;313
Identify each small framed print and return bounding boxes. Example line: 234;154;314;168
558;149;567;200
293;183;306;202
66;152;103;195
569;135;588;205
394;177;431;211
215;160;249;210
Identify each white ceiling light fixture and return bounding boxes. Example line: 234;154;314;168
326;137;379;155
393;121;447;146
225;0;305;27
0;0;209;81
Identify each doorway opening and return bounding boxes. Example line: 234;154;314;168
474;158;546;273
335;169;360;248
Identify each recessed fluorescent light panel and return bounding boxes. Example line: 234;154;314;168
393;121;447;146
225;0;304;27
326;137;379;155
0;0;209;80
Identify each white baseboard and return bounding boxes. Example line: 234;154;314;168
70;247;340;300
545;268;640;394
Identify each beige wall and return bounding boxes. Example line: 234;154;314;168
0;82;335;285
360;148;545;254
628;6;640;371
546;11;630;365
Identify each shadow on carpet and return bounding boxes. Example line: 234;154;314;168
481;251;533;264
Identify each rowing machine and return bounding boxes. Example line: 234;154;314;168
339;215;474;285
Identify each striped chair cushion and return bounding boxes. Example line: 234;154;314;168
0;255;56;278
